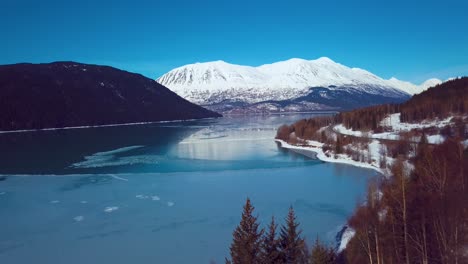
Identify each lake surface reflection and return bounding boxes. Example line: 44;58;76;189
0;114;376;264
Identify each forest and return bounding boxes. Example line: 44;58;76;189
0;62;220;131
225;138;468;264
266;78;468;263
276;77;468;139
345;138;468;264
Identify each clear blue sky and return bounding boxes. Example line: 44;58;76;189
1;0;467;83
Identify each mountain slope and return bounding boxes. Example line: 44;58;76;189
0;62;221;131
157;58;441;112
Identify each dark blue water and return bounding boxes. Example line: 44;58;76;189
0;114;375;264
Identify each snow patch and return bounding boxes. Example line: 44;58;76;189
338;227;356;252
380;113;452;131
276;139;384;173
104;206;119;213
136;194;161;201
74;216;84;222
427;135;445;144
335;114;454;143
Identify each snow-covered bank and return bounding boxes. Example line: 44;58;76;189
275;139;384;173
336;226;356;253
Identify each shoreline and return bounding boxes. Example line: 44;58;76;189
0;117;219;135
275;139;384;174
221;110;339;116
276;138;383;252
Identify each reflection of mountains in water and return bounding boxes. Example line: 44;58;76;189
0;122;205;174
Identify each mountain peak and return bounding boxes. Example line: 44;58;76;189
314;57;335;64
157;58;441;104
284;58;308;63
421;78;442;88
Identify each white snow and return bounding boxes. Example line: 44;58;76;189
157;57;441;105
104;206;119;213
386;77;441;95
380;113;452;131
427;135;445;144
275;139;384;173
136;194;161;201
333;124;364;137
334;113;453;143
338;227;356;252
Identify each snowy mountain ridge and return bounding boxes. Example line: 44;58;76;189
156;57;442;112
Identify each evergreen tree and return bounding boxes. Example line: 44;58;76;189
310;237;336;264
279;207;306;264
335;136;342;154
260;216;282;264
228;198;263;264
419;133;428;145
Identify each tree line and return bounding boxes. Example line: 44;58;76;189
228;137;468;264
226;198;337;264
277;77;468;138
345;138;468;264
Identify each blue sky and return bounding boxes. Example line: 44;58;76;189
1;0;467;83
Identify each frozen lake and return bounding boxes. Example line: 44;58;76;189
0;114;375;263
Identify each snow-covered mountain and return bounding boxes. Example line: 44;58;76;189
157;57;442;113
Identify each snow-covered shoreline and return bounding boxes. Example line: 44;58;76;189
0;117;218;134
275;139;384;174
276;138;384;253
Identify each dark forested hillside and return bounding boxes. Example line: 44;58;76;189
345;139;468;264
277;77;468;139
275;77;468;264
336;77;468;131
400;77;468;122
0;62;221;131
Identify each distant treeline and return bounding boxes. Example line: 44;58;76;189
277;77;468;140
400;77;468;122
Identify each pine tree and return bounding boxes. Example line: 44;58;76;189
279;207;306;264
310;237;336;264
228;198;263;264
260;216;282;264
335;135;342;154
